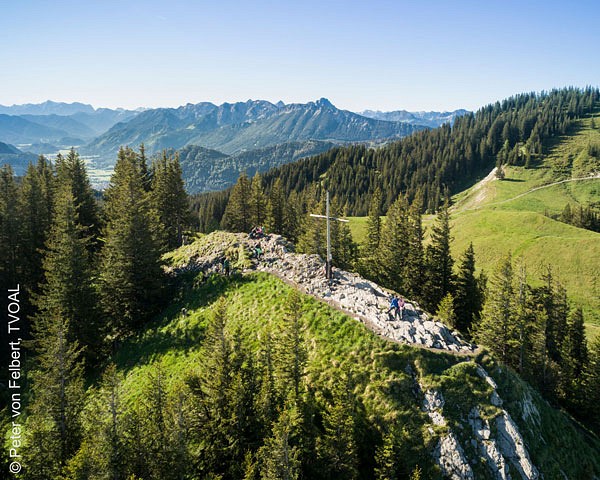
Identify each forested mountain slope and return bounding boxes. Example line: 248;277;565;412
37;231;598;479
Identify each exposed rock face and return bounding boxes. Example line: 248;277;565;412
434;433;475;480
251;234;475;354
469;366;540;480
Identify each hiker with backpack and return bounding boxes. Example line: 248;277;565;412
387;295;400;320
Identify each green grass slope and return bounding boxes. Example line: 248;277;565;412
349;114;600;339
450;113;600;337
103;250;599;478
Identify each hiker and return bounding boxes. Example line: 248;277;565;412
387;295;401;320
398;296;405;320
220;256;230;275
255;243;263;261
181;307;188;318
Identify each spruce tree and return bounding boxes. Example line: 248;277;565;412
267;177;285;234
423;201;454;312
250;172;268;228
437;293;457;329
36;186;100;366
316;376;358;480
100;147;164;338
474;254;518;365
259;404;302;480
360;187;383;279
453;243;483;336
404;194;425;301
378;194;410;293
560;307;589;406
24;315;86;478
0;166;20;289
19;163;51;292
151;150;189;250
222;172;252;232
276;290;307;401
583;337;600;432
55;148;100;242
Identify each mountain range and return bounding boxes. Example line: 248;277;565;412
82;98;428;165
0;100;469;187
360;108;469;127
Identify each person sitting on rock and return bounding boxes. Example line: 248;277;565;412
254;243;263;261
387;295;401;320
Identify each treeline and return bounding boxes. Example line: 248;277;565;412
192;87;599;224
551;201;600;232
0;146;189;384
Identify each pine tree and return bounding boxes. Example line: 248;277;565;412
250;172;268;228
423;201;454;312
35;186;100;367
474;254;518;366
453;243;483;336
100;147;164;338
222;172;252;232
151;150;190;250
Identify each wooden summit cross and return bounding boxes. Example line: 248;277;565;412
309;191;349;281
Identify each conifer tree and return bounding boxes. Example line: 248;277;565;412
259;404;302;480
0;166;20;289
404;193;425;301
474;254;518;365
378;194;410;293
100;147;164;338
360;187;383;279
423;201;454;312
436;293;457;329
222;172;252;232
24;316;86;478
316;377;358;480
276;290;307;401
560;307;589;406
453;243;483;336
250;172;268;228
583;337;600;432
19;163;50;291
267;177;286;234
151;150;189;250
36;186;100;366
55;148;100;242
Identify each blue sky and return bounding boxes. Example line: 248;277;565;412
1;0;598;112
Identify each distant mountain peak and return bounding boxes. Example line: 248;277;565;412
316;97;334;108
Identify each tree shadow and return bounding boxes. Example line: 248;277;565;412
113;273;253;371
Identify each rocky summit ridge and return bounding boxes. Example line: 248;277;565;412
167;231;550;479
169;232;474;354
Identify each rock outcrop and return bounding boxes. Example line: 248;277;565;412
170;232;475;354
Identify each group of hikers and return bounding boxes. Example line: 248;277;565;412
386;294;405;320
249;225;265;239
